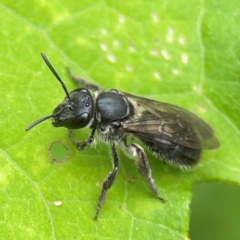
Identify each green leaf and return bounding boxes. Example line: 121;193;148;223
0;1;239;239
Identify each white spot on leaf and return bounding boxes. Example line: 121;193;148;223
100;43;108;51
95;182;100;187
166;28;174;43
107;54;116;63
54;201;62;207
125;65;133;71
153;71;161;79
151;13;159;23
192;85;198;91
101;28;108;35
119;15;125;23
181;54;188;64
161;49;170;60
128;46;136;52
149;49;159;56
113;40;120;47
178;36;185;45
172;69;179;75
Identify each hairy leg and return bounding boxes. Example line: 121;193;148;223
121;138;165;202
94;142;119;220
68;128;96;151
67;67;101;91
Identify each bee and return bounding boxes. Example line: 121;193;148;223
26;53;220;220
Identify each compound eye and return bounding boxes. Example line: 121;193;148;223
77;112;90;127
65;112;91;129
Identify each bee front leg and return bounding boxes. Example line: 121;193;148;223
121;139;165;202
94;142;119;220
68;128;96;151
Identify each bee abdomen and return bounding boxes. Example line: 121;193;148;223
141;140;201;168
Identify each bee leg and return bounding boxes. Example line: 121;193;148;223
66;67;102;91
94;142;119;220
121;139;165;202
68;128;96;151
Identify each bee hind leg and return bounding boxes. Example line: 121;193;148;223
66;67;101;91
121;138;165;202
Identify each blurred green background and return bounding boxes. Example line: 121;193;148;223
0;1;239;239
190;183;240;240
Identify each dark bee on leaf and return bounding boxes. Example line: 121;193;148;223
26;53;220;220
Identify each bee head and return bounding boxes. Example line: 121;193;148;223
26;53;94;131
51;88;93;129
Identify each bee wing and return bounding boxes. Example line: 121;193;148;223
122;92;220;150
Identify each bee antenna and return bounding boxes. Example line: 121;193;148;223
25;115;53;131
41;53;71;102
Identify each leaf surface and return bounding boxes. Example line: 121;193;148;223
0;1;239;239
